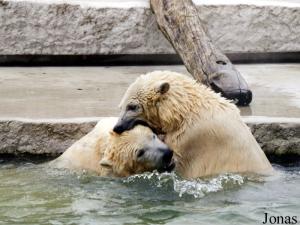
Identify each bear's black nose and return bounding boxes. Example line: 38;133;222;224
113;124;124;134
161;148;173;164
158;148;175;173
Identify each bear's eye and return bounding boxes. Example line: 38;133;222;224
127;104;139;111
137;149;145;158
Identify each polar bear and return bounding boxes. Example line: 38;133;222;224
51;117;175;177
113;71;273;178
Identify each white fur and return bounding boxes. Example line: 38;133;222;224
120;71;273;178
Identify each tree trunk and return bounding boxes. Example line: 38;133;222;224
150;0;252;106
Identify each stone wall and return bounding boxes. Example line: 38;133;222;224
0;119;96;155
0;0;299;55
0;118;299;156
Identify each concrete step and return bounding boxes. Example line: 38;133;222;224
0;117;299;157
0;64;299;118
0;0;299;55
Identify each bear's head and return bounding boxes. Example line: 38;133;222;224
113;71;198;135
100;125;175;177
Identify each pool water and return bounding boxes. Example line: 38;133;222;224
0;160;299;225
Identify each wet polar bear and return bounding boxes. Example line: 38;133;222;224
52;118;175;177
113;71;273;178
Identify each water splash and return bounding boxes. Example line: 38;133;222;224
124;172;245;198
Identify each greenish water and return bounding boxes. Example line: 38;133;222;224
0;160;299;225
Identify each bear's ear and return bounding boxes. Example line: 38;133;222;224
99;158;113;168
156;82;170;95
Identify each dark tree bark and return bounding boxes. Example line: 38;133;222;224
150;0;252;106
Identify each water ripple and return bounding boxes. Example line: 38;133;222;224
124;172;245;198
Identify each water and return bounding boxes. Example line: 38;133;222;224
0;160;299;225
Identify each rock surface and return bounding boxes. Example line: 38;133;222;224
0;119;96;155
250;123;300;156
0;118;299;157
0;0;299;55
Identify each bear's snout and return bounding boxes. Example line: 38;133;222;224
161;148;173;165
113;123;125;134
114;116;151;134
113;116;142;134
137;146;175;173
158;148;175;173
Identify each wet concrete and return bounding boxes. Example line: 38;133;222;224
0;64;299;119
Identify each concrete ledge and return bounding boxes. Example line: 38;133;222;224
0;118;98;155
0;117;299;157
0;0;299;55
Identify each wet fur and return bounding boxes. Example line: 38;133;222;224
119;71;273;178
